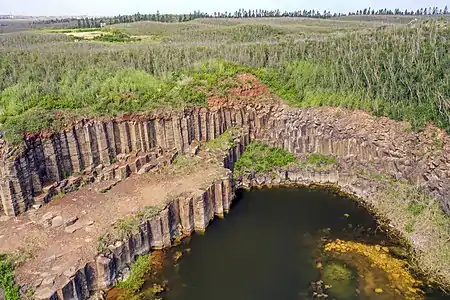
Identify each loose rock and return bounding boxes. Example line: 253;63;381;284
51;216;63;228
41;276;56;287
65;216;78;227
41;212;56;227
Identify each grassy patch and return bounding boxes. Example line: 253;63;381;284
255;48;450;133
0;254;27;300
373;182;450;287
97;206;160;252
297;153;337;170
0;60;249;145
117;254;151;293
203;127;241;152
407;201;427;217
172;155;200;170
1;20;449;139
234;141;296;177
92;30;140;43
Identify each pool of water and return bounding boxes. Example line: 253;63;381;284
114;187;447;300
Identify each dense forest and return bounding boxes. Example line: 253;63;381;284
0;14;449;144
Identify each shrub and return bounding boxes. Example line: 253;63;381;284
234;141;296;176
0;256;20;300
117;254;151;293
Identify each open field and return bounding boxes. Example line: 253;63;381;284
0;18;79;33
0;16;449;145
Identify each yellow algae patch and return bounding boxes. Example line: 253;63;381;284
324;239;424;300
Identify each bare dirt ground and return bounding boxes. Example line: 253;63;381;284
208;73;282;108
0;155;226;292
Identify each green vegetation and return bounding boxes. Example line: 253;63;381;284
203;127;241;152
115;253;165;300
323;261;353;281
299;153;337;169
0;255;21;300
0;60;246;145
373;182;450;287
0;17;449;145
172;154;200;170
117;254;152;293
256;22;450;131
98;206;160;252
92;30;140;43
234;141;296;176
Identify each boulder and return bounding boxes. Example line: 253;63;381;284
137;162;157;175
51;216;63;228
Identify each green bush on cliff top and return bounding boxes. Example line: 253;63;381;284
234;141;296;176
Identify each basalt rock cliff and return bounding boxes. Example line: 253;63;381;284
1;104;448;217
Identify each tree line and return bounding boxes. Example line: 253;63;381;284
27;6;449;29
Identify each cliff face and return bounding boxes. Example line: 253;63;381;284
0;107;247;216
0;104;449;217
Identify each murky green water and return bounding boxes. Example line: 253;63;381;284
127;188;447;299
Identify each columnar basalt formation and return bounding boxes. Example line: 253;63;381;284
258;106;449;213
0;102;448;299
33;132;248;300
0;107;248;216
1;105;449;216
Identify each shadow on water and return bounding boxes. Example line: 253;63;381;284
115;187;448;300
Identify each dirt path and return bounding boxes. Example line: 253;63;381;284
0;157;225;292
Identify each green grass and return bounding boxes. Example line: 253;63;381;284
0;19;449;145
0;60;247;145
255;46;450;132
97;206;161;253
203;127;242;152
172;155;200;169
0;255;21;300
234;141;296;176
407;201;427;217
302;153;337;168
117;254;151;293
44;28;103;33
91;30;140;43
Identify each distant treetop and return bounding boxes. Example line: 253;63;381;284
27;5;449;29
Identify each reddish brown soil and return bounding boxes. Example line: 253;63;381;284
208;73;281;108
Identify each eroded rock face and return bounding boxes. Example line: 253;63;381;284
0;104;448;216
